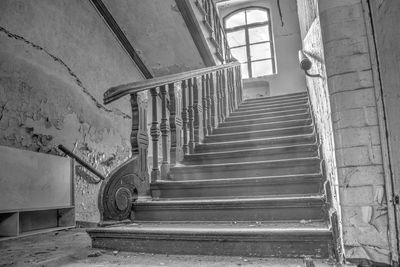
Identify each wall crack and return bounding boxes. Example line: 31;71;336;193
0;25;131;119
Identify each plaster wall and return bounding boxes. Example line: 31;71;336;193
102;0;206;76
0;0;145;223
218;0;306;96
298;0;391;264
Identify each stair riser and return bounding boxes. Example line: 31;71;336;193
183;149;318;165
214;119;312;134
195;135;316;153
226;108;309;121
134;205;325;222
232;104;308;116
239;98;309;110
205;127;313;143
90;234;330;258
243;92;308;104
171;163;321;180
220;113;310;127
152;179;322;199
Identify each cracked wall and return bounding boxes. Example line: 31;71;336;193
0;0;145;223
297;0;392;264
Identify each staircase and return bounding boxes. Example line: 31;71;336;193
87;91;333;258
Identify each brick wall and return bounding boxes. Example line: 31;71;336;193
298;0;391;264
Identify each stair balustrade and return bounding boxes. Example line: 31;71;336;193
100;62;242;221
195;0;233;63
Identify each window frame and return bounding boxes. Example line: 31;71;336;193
224;7;276;78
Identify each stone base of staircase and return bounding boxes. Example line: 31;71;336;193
88;222;332;258
87;92;334;259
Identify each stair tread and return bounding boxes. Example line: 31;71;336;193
208;125;313;137
185;144;316;157
243;92;308;102
220;112;310;126
153;173;322;186
198;133;315;146
137;194;324;205
173;156;320;169
229;107;308;118
217;118;312;131
240;96;309;106
88;221;330;236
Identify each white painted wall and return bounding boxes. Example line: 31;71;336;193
218;0;307;96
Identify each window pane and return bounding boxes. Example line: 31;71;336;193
251;59;273;77
249;25;270;43
226;11;245;28
231;46;247;62
227;30;246;47
240;63;249;78
246;9;268;24
250;43;271;61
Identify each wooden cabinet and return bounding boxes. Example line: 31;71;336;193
0;146;75;239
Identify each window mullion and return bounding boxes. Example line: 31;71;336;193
244;26;252;78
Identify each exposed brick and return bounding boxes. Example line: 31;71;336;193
334;126;381;148
332;107;378;129
338;165;385;186
331;88;376;111
328;69;374;94
319;0;361;13
340;186;374;206
326;53;371;77
320;3;363;24
325;36;369;59
321;18;366;43
336;145;382;167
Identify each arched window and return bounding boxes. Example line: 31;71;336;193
224;7;275;78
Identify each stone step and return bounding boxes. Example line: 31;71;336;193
132;195;326;222
220;112;310;127
151;173;323;199
182;144;318;165
238;97;309;110
170;157;321;180
195;133;316;153
204;125;314;143
87;221;332;258
214;118;312;135
232;103;309;116
226;107;309;121
243;92;308;104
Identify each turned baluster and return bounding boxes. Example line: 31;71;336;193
150;88;160;182
181;80;189;155
237;65;243;105
188;78;195;154
169;83;183;164
206;73;213;134
217;70;224;123
209;72;218;128
160;85;170;180
201;75;208;137
221;69;228;119
229;68;236;112
193;77;202;146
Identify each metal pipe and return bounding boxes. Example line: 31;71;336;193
58;144;106;181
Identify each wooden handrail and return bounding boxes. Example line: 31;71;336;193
104;62;239;104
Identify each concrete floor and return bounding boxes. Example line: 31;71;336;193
0;228;339;266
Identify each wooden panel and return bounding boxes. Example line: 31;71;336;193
0;146;72;212
19;210;58;233
0;212;19;237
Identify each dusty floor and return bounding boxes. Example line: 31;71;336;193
0;228;339;267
